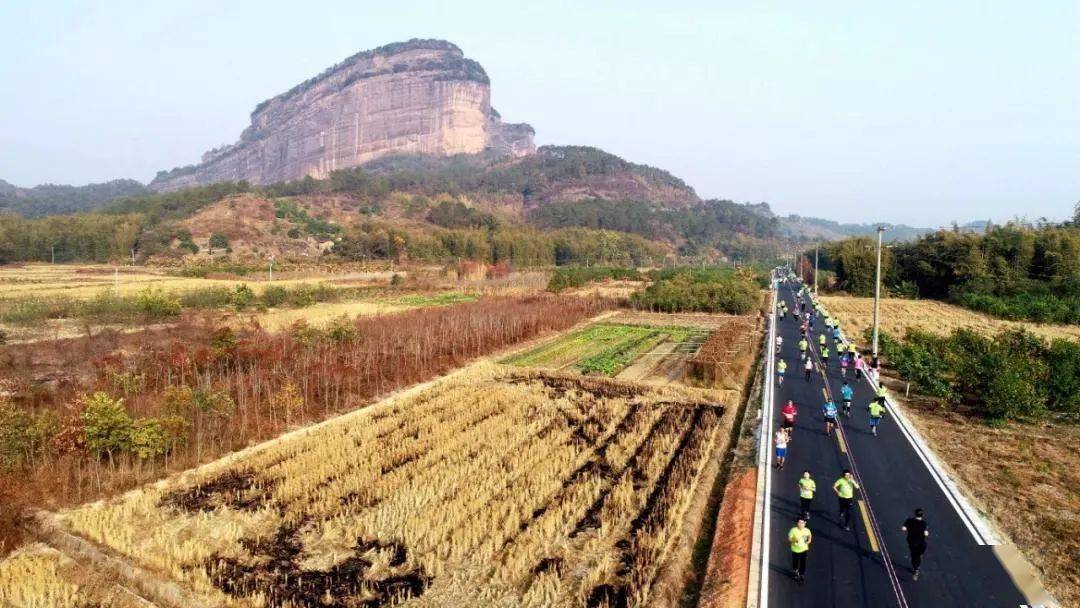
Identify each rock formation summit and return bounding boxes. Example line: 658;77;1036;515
151;39;534;191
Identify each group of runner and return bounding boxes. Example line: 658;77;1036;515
774;274;929;584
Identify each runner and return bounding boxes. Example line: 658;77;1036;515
818;333;827;349
839;353;848;377
901;508;930;580
820;345;829;368
822;399;838;436
777;358;787;385
853;354;864;379
776;334;784;354
868;399;887;436
798;471;816;520
798;337;809;360
840;381;854;417
781;400;797;434
774;426;789;469
848;342;858;359
788;518;812;583
804;358;814;382
875;384;887;405
833;470;860;530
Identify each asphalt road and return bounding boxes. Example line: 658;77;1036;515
764;282;1029;607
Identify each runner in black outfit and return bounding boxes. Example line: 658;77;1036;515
901;508;930;580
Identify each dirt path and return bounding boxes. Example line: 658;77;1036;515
698;467;756;608
615;337;675;382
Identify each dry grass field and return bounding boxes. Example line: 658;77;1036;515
0;264;329;300
820;295;1080;342
38;363;728;607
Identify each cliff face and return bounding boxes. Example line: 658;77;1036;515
151;40;534;191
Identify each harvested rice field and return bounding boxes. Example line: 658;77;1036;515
820;295;1080;342
37;363;729;608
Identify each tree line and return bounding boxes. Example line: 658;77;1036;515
809;218;1080;323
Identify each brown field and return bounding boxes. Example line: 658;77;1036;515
819;296;1080;342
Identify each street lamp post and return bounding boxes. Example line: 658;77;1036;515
871;226;887;358
813;246;819;295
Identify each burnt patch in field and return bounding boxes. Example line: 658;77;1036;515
507;373;649;401
210;525;428;608
587;583;629;608
159;469;278;513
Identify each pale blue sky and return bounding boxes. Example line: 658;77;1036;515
2;1;1079;225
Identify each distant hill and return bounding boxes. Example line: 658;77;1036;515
0;178;149;217
777;214;931;242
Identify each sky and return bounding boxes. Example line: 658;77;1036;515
2;1;1079;226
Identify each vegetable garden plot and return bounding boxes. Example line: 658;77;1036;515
51;365;725;608
504;323;708;379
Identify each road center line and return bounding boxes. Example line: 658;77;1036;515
858;500;880;553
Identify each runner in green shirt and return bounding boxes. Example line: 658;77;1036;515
875;384;888;405
798;338;809;360
788;518;812;582
868;400;887;436
833;470;861;530
798;471;817;520
777;358;788;385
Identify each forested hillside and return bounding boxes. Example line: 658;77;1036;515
0;178;148;217
0;147;788;266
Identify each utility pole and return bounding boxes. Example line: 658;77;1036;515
872;226;887;358
114;267;120;298
51;246;55;264
268;260;273;282
813;246;819;295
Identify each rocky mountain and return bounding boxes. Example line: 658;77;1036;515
0;178;148;217
150;39;534;192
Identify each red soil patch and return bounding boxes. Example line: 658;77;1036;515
699;467;756;608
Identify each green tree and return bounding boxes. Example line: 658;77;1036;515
82;392;132;462
0;400;32;470
130;418;169;459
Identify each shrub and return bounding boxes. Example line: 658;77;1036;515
261;285;288;307
179;287;233;309
230;284;257;309
287;286;316;308
326;315;359;344
209;233;230;251
135;288;182;320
